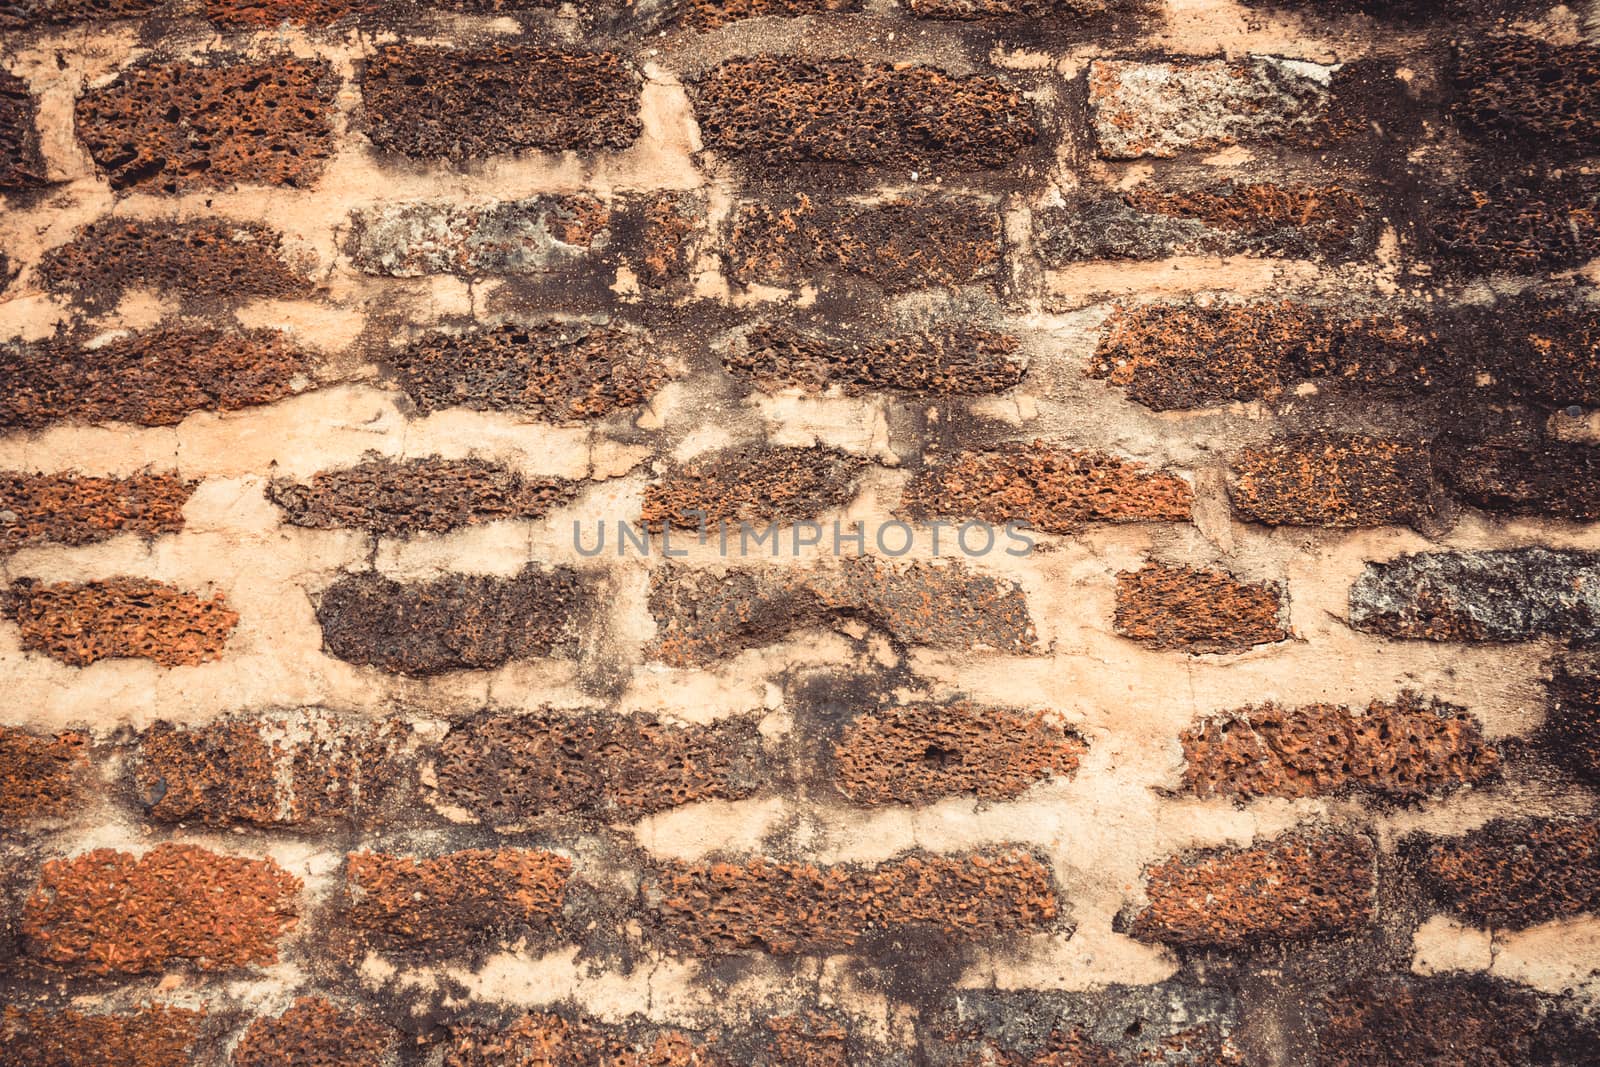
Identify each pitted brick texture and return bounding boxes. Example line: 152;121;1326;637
693;57;1035;171
679;0;856;26
1114;562;1287;654
0;472;193;551
1453;36;1600;157
232;998;395;1067
833;702;1085;804
316;566;581;675
1546;657;1600;786
340;848;570;955
728;323;1025;396
1444;439;1600;520
349;195;613;277
910;0;1105;16
1128;833;1374;948
0;73;46;191
0;0;164;25
642;445;865;532
1180;695;1498;800
204;0;377;22
360;46;640;159
1228;435;1436;528
446;1012;714;1067
435;709;764;823
6;577;239;667
393;321;671;420
1431;170;1600;272
21;844;300;974
1414;818;1600;929
0;728;85;824
76;58;337;192
0;1005;203;1067
902;442;1192;533
269;456;578;536
1348;548;1600;642
647;848;1057;955
648;560;1036;666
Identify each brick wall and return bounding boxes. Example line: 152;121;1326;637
0;0;1597;1064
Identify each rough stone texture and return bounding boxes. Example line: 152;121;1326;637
1453;36;1600;158
641;445;865;531
360;46;640;159
76;58;337;193
1545;656;1600;786
0;73;47;192
727;195;1002;292
0;1006;204;1067
204;0;376;22
231;998;395;1067
902;442;1192;533
269;456;578;536
0;728;85;825
1347;548;1600;643
692;57;1035;171
0;0;165;26
445;1013;714;1067
1413;818;1600;929
833;702;1086;804
647;848;1057;955
20;844;300;974
435;709;764;823
316;566;581;675
392;320;671;420
1113;562;1288;654
1127;833;1374;948
727;323;1026;396
648;560;1036;666
348;195;613;277
1180;694;1498;801
0;472;193;552
1228;435;1437;528
676;0;856;27
1430;169;1600;273
909;0;1105;16
1443;439;1600;521
340;848;570;955
1493;294;1600;408
6;577;239;667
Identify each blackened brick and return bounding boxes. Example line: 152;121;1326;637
0;1005;203;1067
348;195;612;277
1413;817;1600;929
641;445;865;532
1443;439;1600;521
1430;170;1600;273
728;323;1025;396
1114;562;1288;654
6;577;239;667
0;728;85;825
0;72;46;192
232;998;395;1067
1228;435;1437;528
1453;36;1600;157
1545;656;1600;786
0;472;193;552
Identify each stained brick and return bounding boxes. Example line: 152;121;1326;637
269;456;578;536
1443;439;1600;521
1430;170;1600;273
21;844;300;974
0;72;46;192
641;445;865;532
834;702;1085;804
0;1005;203;1067
204;0;376;22
727;195;1002;292
1412;817;1600;929
1493;295;1600;408
677;0;856;26
1228;435;1436;528
646;848;1057;955
692;57;1035;171
910;0;1106;16
1453;36;1600;157
1113;562;1287;654
360;46;640;159
348;195;613;277
392;320;671;419
648;559;1036;666
0;0;166;26
76;58;337;193
6;577;239;667
232;998;395;1067
1180;694;1498;801
727;323;1025;396
902;442;1192;533
315;565;581;675
1127;833;1374;948
136;713;407;828
340;848;570;955
0;472;193;552
1545;656;1600;786
1348;548;1600;642
446;1012;714;1067
0;728;85;825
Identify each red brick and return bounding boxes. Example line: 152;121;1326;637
0;72;46;191
0;472;193;552
6;577;239;667
727;323;1025;396
641;445;865;532
0;727;85;824
1228;435;1437;528
21;844;300;974
1413;817;1600;929
0;1005;203;1067
231;998;395;1067
445;1012;715;1067
1113;562;1287;654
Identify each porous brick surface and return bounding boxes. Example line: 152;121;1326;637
727;323;1026;395
1443;438;1600;520
445;1012;715;1067
0;1005;203;1067
0;472;193;551
1228;435;1436;528
0;72;46;191
1114;562;1287;653
231;998;395;1067
0;727;85;824
641;445;865;531
1545;656;1600;786
1452;36;1600;157
1411;818;1600;929
6;577;239;666
1430;170;1600;272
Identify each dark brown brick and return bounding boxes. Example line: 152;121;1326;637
76;58;336;193
340;848;570;955
232;998;395;1067
647;848;1057;955
1443;439;1600;521
692;57;1035;172
1430;170;1600;273
1113;562;1287;654
630;192;706;290
727;323;1026;396
1126;833;1374;948
446;1012;714;1067
1545;656;1600;787
1228;435;1436;528
1413;817;1600;929
21;843;300;974
834;702;1085;804
677;0;857;27
648;560;1036;667
393;321;671;420
435;709;764;823
641;445;865;532
6;577;239;667
0;728;85;825
269;456;578;536
910;0;1106;16
0;0;165;27
0;326;309;430
315;565;581;675
1453;36;1600;157
0;1005;203;1067
728;195;1002;293
1180;694;1498;801
902;442;1192;533
360;46;640;159
1491;294;1600;408
0;472;193;552
0;72;46;192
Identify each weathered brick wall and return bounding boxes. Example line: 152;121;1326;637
0;0;1597;1063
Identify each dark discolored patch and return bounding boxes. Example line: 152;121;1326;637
1442;439;1600;521
1429;169;1600;273
0;72;47;192
1113;562;1288;654
1228;435;1437;528
1544;656;1600;786
0;1005;203;1067
0;472;193;552
0;0;166;25
641;445;866;532
204;0;380;22
1453;36;1600;158
232;998;396;1067
6;577;239;667
728;323;1025;396
444;1012;715;1067
1411;817;1600;929
0;728;86;826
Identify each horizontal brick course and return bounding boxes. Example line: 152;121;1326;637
1114;562;1287;654
1430;170;1600;273
0;0;164;25
0;727;85;824
232;998;394;1067
0;1005;203;1067
6;577;239;667
1412;817;1600;929
1228;435;1436;528
446;1012;713;1067
642;445;865;532
727;323;1026;396
910;0;1104;16
0;472;193;551
349;195;613;277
